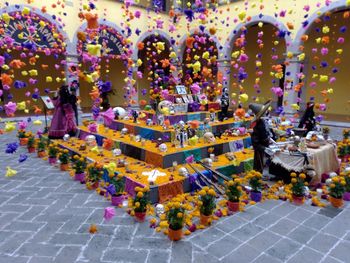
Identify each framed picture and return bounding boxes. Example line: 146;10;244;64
40;96;55;110
176;85;187;95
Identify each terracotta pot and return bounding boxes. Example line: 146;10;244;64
200;214;212;226
19;138;28;146
168;228;183;241
292;194;305;205
74;172;85;183
37;151;46;158
250;191;262;202
227;201;240;212
343;192;350;201
60;163;69;171
48;157;57;165
27;147;35;153
329;196;344;208
134;211;146;222
111;195;124;206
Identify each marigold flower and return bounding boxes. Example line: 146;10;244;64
177;212;183;218
137;192;144;198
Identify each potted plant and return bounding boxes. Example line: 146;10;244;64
328;176;346;208
130;186;150;222
73;155;87;183
343;129;350;141
343;172;350;201
322;126;330;140
27;134;36;153
225;177;242;212
37;137;46;158
247;171;263;202
109;172;125;206
290;172;306;205
58;149;70;171
198;186;216;226
18;130;28;146
166;202;185;241
48;143;59;164
86;163;103;190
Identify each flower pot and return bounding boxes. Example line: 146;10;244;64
329;196;344;208
343;192;350;201
200;214;212;226
37;151;46;158
168;228;183;241
19;138;28;146
48;157;57;165
250;191;262;202
74;172;85;183
111;195;124;206
292;194;305;205
87;181;99;190
60;163;69;171
227;201;240;212
134;211;146;222
28;147;35;153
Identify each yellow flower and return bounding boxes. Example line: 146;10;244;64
135;187;141;192
330;184;336;188
135;202;140;208
177;212;183;218
143;186;150;192
208;189;216;196
299;173;306;179
174;202;181;209
341;180;346;186
228;180;234;186
137;192;144;198
290;172;297;177
291;178;297;183
198;190;206;196
332;177;339;183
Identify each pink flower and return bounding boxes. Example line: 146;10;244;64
103;207;116;221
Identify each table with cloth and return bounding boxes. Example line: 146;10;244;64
78;126;252;168
270;143;340;183
57;138;254;203
108;118;251;142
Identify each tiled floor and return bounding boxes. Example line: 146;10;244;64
0;123;349;263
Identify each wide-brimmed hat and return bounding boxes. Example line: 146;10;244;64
249;100;272;123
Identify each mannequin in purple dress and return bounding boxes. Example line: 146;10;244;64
48;85;77;139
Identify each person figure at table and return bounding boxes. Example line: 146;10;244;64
48;85;77;139
298;102;316;135
249;100;274;173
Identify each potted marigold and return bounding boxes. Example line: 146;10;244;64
343;129;350;141
86;163;103;190
37;137;46;158
130;186;150;222
48;144;59;164
58;149;70;171
18;130;28;146
225;177;242;212
166;202;185;241
109;172;125;206
328;176;346;208
343;172;350;201
27;134;36;153
290;173;306;205
198;186;216;226
73;155;87;183
247;171;263;202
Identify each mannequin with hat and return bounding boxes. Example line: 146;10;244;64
249;100;274;173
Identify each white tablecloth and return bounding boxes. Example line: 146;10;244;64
272;143;340;183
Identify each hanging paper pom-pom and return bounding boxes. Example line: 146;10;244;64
5;167;18;177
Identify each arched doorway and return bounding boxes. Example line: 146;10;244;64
0;7;67;116
228;22;287;109
76;23;127;111
297;9;350;121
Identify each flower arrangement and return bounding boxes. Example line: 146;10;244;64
290;173;307;205
165;201;186;241
246;170;263;202
72;155;87;174
86;162;103;184
198;186;216;225
27;134;35;149
328;175;346;208
225;177;243;203
58;149;69;164
17;129;27;139
109;173;125;196
37;137;46;153
129;186;150;222
48;143;59;158
343;129;350;140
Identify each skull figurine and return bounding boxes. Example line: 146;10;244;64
203;132;216;143
112;148;122;156
158;143;167;153
178;167;189;177
156;204;165;216
63;134;70;142
85;135;96;146
121;128;128;135
178;120;185;128
134;135;141;142
146;119;153;126
203;158;213;167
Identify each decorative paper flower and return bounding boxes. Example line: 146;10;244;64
5;167;17;177
5;142;19;154
104;207;116;221
18;154;28;163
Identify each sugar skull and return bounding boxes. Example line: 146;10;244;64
158;143;167;153
203;158;213;167
121;128;128;135
203;132;216;143
156;204;165;216
63;134;70;142
85;135;96;146
146;119;153;126
178;167;189;177
112;148;122;156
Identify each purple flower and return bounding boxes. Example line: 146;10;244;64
18;154;28;163
6;142;19;154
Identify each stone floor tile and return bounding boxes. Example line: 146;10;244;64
303;214;332;230
231;223;263;242
147;250;170;263
190;227;226;248
308;233;339;253
248;230;281;251
206;235;242;259
287;246;323;263
253;213;281;228
221;244;260;263
266;238;302;261
252;253;282;263
329;241;350;262
170;240;192;263
287;208;314;223
269;218;299;236
102;248;148;263
288;225;318;244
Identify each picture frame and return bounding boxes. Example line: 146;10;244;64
40;96;55;110
176;85;187;95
